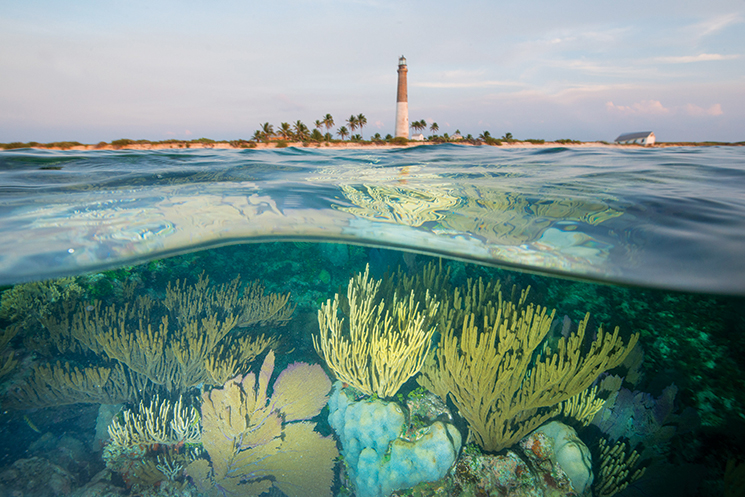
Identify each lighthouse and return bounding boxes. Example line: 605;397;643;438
394;56;409;138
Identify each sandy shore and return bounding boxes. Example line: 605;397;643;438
32;140;662;152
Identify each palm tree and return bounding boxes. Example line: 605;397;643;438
252;130;263;142
346;115;358;136
430;122;439;135
411;120;426;134
337;126;349;141
479;131;492;141
278;122;293;140
315;120;324;131
356;113;367;139
260;122;274;142
323;114;334;134
294;120;309;141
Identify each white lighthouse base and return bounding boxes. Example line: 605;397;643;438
394;102;409;138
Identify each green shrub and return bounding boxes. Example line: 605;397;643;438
275;140;288;148
1;142;31;150
44;141;83;149
111;139;135;147
389;136;408;145
229;139;255;148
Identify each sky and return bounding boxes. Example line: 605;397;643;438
1;0;743;143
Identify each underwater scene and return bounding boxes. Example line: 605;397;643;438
0;145;744;497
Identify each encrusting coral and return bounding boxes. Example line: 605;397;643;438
314;264;439;398
417;277;639;452
185;350;338;497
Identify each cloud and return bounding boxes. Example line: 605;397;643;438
692;13;743;39
606;100;724;117
655;53;740;63
685;103;723;116
606;100;670;115
413;80;523;89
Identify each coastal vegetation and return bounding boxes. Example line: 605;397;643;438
4;138;743;151
3;114;743;152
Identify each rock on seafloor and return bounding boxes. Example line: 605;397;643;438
397;421;593;497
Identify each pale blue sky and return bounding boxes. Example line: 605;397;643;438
1;0;743;142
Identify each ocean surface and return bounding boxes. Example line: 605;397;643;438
0;144;744;497
0;145;744;294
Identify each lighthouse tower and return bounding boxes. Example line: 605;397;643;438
394;56;409;138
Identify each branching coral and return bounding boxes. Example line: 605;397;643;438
593;438;646;497
559;385;607;426
7;273;293;407
107;395;201;449
11;361;136;407
418;276;639;452
0;277;83;326
314;264;439;398
0;325;19;379
103;395;202;489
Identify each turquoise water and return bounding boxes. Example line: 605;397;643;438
0;145;743;496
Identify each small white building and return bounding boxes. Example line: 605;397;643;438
410;133;425;141
451;132;463;141
615;131;655;146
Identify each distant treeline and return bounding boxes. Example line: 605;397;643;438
1;138;743;150
0;138;257;150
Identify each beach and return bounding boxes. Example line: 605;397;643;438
10;140;707;152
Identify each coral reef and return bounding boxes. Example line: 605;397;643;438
8;273;292;406
186;350;337;497
103;395;201;489
0;456;75;497
328;382;461;497
591;384;698;456
418;276;639;452
530;421;593;495
443;422;592;497
314;264;439;398
0;325;18;379
11;361;135;407
593;438;646;497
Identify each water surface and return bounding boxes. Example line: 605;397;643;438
1;145;743;294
